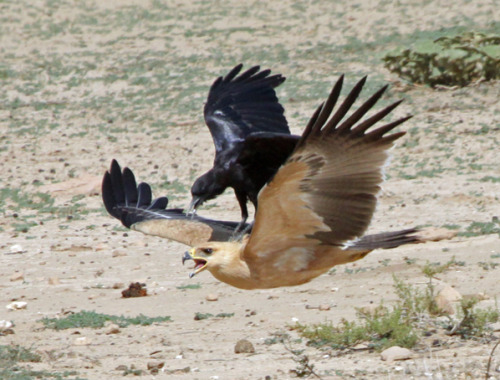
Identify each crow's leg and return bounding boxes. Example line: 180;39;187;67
234;191;249;233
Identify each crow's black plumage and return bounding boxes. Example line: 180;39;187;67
189;64;298;227
103;160;251;245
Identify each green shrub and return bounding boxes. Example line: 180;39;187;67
383;32;500;87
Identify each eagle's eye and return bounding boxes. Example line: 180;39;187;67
202;248;213;255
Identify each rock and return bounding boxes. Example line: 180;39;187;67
105;323;121;335
352;343;369;350
234;339;255;354
112;283;125;289
205;293;218;301
381;346;413;361
147;361;165;374
318;304;330;311
6;301;27;311
73;337;91;346
0;320;13;332
115;365;128;371
8;244;25;254
435;285;462;314
48;277;60;285
10;272;24;282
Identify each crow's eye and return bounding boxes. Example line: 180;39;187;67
203;248;213;255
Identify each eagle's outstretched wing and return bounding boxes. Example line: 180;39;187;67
102;160;250;246
204;64;289;154
243;75;414;279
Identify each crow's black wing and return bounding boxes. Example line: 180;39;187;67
204;64;289;154
102;160;251;245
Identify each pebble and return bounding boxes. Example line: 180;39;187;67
9;244;24;254
234;339;255;354
6;301;27;310
318;304;330;311
10;272;24;282
0;320;13;331
205;293;218;301
147;361;165;374
380;346;413;361
105;323;121;335
73;337;91;346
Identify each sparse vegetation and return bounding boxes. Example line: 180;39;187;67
291;273;499;355
384;32;500;87
458;220;500;237
40;310;171;330
194;312;235;320
176;283;202;290
0;344;84;379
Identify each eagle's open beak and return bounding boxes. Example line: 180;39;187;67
182;248;208;278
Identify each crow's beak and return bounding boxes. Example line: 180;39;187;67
187;197;202;218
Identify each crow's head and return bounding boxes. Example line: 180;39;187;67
188;170;226;213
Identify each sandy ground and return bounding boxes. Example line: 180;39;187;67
1;0;499;379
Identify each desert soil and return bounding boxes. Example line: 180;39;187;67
0;0;499;379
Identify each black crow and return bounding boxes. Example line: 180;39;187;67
189;64;299;228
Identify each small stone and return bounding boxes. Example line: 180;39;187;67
380;346;413;361
112;283;125;289
352;343;369;350
105;323;121;335
6;301;27;310
435;285;462;314
0;320;13;331
48;277;60;285
73;337;91;346
9;244;24;254
112;249;127;257
115;365;128;371
234;339;255;354
10;272;24;282
147;361;165;374
205;293;218;301
318;304;330;311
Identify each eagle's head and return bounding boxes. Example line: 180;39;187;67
182;242;251;288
